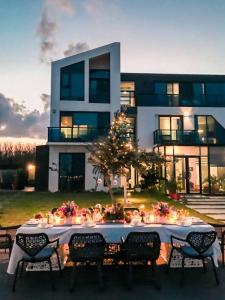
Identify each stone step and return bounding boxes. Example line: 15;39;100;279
206;214;225;221
192;208;225;214
184;195;225;200
187;205;225;209
187;199;225;202
187;202;225;205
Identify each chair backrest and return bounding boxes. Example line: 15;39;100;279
208;223;225;241
69;233;106;262
124;231;161;261
186;231;217;255
0;225;21;238
16;233;49;257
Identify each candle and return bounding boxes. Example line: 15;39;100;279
149;214;155;223
74;216;81;224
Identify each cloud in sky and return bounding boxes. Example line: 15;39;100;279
40;93;50;112
83;0;105;18
0;93;49;139
46;0;74;15
64;42;90;57
37;0;90;63
36;9;58;64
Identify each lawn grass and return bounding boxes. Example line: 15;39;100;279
0;190;221;226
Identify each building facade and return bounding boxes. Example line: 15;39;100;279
44;42;225;194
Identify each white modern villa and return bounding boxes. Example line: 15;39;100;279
35;42;225;195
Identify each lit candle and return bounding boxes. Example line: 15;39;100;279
149;214;155;223
74;216;81;224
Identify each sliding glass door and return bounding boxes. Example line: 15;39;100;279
175;156;201;194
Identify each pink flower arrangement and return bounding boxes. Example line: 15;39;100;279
153;202;171;217
57;201;78;217
103;203;124;221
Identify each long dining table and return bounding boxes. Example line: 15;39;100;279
7;222;221;274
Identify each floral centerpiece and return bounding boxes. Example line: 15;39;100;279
103;203;124;222
152;202;171;222
56;201;78;224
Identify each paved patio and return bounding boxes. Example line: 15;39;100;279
0;255;225;300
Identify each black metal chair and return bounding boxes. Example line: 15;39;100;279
122;231;161;289
12;233;61;292
167;231;219;285
0;225;21;258
68;233;106;291
208;223;225;266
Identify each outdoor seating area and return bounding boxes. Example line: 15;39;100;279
0;199;224;299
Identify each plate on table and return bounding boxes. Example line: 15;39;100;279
26;219;40;225
130;222;144;227
82;222;96;228
37;223;53;229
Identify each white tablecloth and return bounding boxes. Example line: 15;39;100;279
7;223;221;274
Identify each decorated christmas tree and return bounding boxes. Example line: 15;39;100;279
88;111;165;204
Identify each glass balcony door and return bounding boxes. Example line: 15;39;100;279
59;153;85;191
159;116;183;142
175;156;201;194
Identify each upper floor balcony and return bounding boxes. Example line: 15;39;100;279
153;129;225;146
48;126;108;143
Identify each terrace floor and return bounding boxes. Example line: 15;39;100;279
0;254;225;300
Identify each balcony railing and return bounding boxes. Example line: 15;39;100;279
48;126;108;143
153;129;225;145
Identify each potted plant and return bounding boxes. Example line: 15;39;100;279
134;184;141;193
165;179;180;201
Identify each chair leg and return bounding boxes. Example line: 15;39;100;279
20;261;25;278
55;250;62;276
202;259;206;273
97;262;104;290
180;256;185;286
48;259;55;291
12;260;21;292
70;262;77;292
210;256;220;285
222;247;224;267
167;247;174;273
127;261;133;290
9;247;12;259
151;260;161;290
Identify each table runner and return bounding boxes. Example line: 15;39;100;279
7;223;221;274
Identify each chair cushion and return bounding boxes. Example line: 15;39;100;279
22;247;55;262
179;246;213;258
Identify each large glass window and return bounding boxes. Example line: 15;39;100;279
89;70;110;103
159;116;183;141
60;61;84;100
60;116;72;138
209;147;225;193
89;53;110;103
155;82;167;94
205;83;225;95
195;115;220;144
201;156;209;193
167;83;179;95
120;82;135;106
193;83;205;95
59;153;85;191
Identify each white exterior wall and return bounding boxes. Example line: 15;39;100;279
137;106;225;149
48;43;120;192
50;42;120;126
